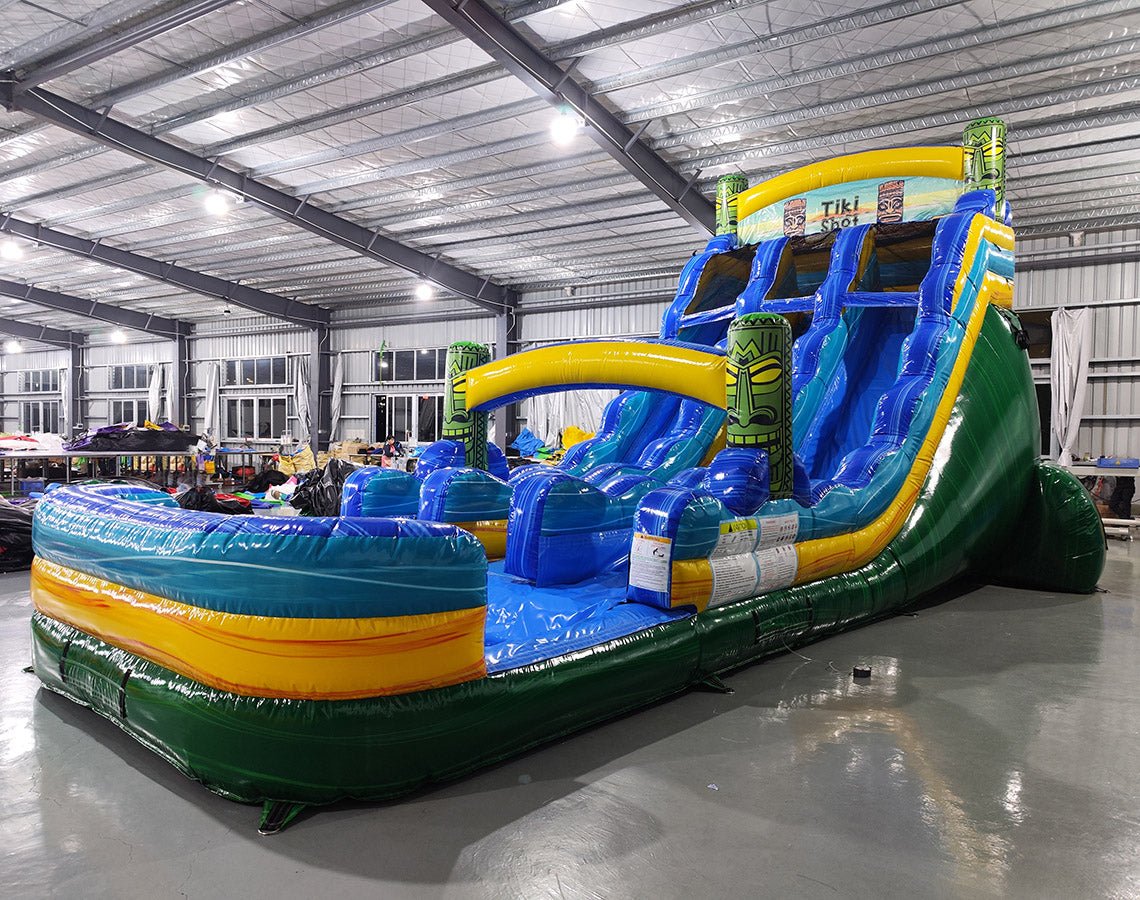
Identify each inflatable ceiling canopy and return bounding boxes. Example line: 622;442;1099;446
29;118;1105;833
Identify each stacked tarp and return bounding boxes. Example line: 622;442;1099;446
65;423;197;453
0;496;35;571
291;459;359;516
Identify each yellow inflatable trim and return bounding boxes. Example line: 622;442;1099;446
671;214;1012;608
31;558;487;700
455;519;507;560
463;340;727;412
737;147;966;221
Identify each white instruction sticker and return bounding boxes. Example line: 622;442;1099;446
757;513;799;549
710;518;757;558
756;544;799;593
629;532;673;593
709;554;759;607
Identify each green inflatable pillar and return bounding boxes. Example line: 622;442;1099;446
715;173;749;237
726;312;793;499
963;116;1007;205
442;341;491;471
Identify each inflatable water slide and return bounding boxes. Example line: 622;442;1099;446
28;118;1105;832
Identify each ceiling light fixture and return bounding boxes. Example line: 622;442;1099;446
0;240;24;261
414;282;434;301
110;329;128;344
203;189;232;215
4;339;22;354
550;109;583;146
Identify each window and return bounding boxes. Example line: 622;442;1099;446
110;399;147;426
374;394;444;443
20;369;61;393
225;397;288;441
20;400;60;433
110;364;148;391
1017;310;1053;360
376;347;453;383
224;356;289;387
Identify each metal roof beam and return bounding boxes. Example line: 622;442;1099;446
0;86;516;312
15;1;239;90
654;37;1140;152
688;82;1140;171
0;214;329;326
0;315;81;349
244;0;1127;178
629;0;1135;124
0;276;190;338
420;0;716;235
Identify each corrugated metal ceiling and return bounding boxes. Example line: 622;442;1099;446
0;0;1136;335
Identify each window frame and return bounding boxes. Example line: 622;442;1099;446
20;368;61;393
223;355;290;387
375;347;454;384
223;395;290;443
110;398;147;427
20;399;61;433
109;364;149;392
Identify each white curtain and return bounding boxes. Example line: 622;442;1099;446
202;362;220;446
329;353;344;443
523;389;618;446
293;356;312;445
161;363;175;424
1050;308;1093;466
146;364;163;422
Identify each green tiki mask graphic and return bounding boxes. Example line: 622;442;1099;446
442;341;491;471
726;313;793;498
715;173;749;237
963;116;1006;205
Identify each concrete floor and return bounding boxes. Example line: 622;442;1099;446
2;546;1138;900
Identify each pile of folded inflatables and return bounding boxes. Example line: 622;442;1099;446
0;495;35;571
65;422;197;453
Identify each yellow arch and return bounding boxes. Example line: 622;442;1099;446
737;147;965;221
462;341;727;411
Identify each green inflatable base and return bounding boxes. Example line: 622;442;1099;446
28;308;1105;815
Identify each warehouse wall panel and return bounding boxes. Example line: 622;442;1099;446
1016;227;1140;460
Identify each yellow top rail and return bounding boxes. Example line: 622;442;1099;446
736;147;965;222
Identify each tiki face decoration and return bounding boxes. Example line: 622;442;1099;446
726;346;782;441
877;180;905;224
726;313;793;498
442;341;491;471
782;198;807;236
963;117;1007;204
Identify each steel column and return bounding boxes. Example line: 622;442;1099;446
494;309;519;451
170;333;190;428
310;325;332;453
65;343;83;437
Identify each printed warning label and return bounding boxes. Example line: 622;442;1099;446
709;554;758;607
756;544;798;593
711;518;757;558
629;532;673;593
757;513;799;549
